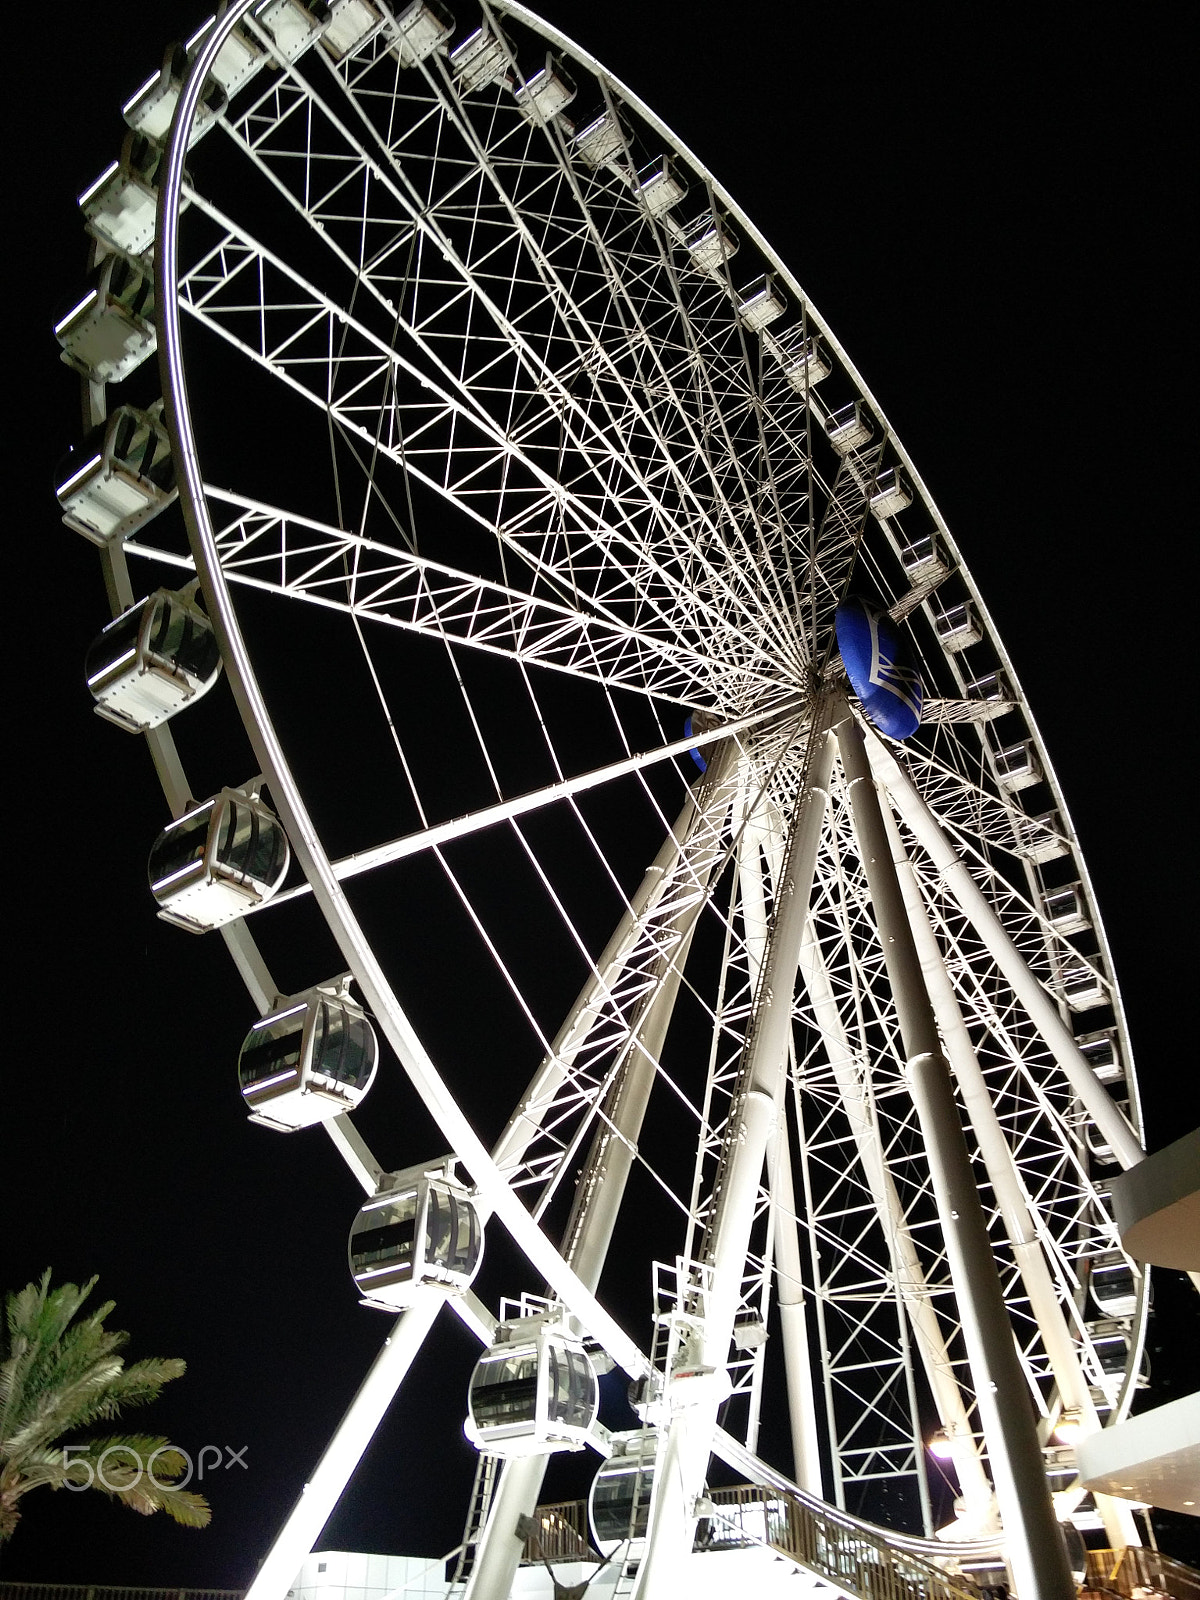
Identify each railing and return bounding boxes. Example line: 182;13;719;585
1085;1547;1200;1600
522;1486;982;1599
701;1485;984;1600
0;1589;243;1600
521;1498;598;1565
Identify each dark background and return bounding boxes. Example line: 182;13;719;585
5;0;1197;1582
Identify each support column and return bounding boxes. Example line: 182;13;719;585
633;723;837;1600
466;748;740;1600
880;802;1139;1551
766;1111;824;1495
864;731;1143;1170
835;699;1075;1600
244;1288;445;1600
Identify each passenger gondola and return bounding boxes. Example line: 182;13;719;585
148;786;289;932
58;402;177;546
349;1159;482;1308
589;1429;658;1552
465;1308;599;1457
239;978;378;1130
54;254;156;385
85;587;221;733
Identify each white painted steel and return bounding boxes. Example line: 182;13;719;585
60;0;1157;1583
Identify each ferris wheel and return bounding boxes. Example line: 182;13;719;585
56;3;1154;1597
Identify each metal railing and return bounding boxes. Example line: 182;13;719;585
0;1589;243;1600
1085;1547;1200;1600
700;1485;984;1600
521;1498;598;1565
522;1485;983;1599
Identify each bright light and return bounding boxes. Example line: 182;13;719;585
250;1001;307;1030
122;72;159;116
928;1427;955;1461
58;454;104;497
54;289;98;336
78;162;119;207
1053;1408;1084;1446
87;647;137;687
240;1067;299;1094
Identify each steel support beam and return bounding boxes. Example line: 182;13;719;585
836;700;1075;1600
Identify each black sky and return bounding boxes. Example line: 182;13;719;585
6;0;1197;1583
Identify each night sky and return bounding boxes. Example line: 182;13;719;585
6;0;1197;1584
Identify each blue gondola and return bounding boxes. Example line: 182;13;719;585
835;595;922;740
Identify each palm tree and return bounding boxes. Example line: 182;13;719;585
0;1270;210;1542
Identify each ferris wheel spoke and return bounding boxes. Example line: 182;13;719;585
175;204;789;682
217;67;800;661
248;702;789;922
193;487;778;704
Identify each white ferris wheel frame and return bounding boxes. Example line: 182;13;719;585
63;0;1155;1596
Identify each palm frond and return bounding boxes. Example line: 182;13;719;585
0;1274;205;1544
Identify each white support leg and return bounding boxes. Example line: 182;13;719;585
766;1110;825;1496
880;802;1140;1551
244;1288;446;1600
464;748;740;1600
633;724;837;1600
836;700;1075;1600
864;731;1143;1171
795;922;994;1525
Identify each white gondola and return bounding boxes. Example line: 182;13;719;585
148;786;289;932
54;256;156;385
251;0;331;64
993;737;1042;792
1015;808;1072;865
1078;1028;1124;1085
825;399;874;455
1056;957;1107;1014
1042;883;1090;935
389;0;454;66
450;23;509;92
636;156;687;218
349;1158;482;1307
79;134;165;260
57;404;176;545
515;53;576;122
869;466;913;519
573;109;626;169
588;1429;657;1553
900;531;948;584
85;586;221;733
318;0;382;60
735;275;786;332
934;599;982;653
465;1308;599;1456
686;213;737;274
123;42;228;145
765;329;831;393
186;14;268;98
239;978;378;1129
1090;1251;1138;1317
